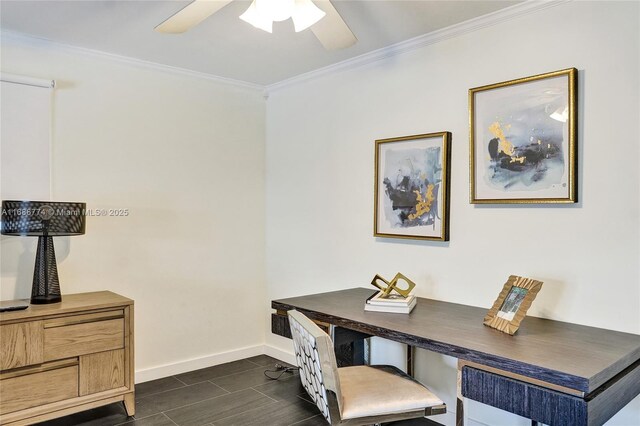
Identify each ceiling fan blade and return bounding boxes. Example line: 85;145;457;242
310;0;357;50
155;0;233;34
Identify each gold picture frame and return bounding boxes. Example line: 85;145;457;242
484;275;543;335
469;68;577;204
374;132;451;241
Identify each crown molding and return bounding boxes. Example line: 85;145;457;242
266;0;570;93
0;30;264;92
0;1;569;95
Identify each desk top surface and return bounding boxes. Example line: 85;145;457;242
272;288;640;394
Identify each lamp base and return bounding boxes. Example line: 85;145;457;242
31;294;62;304
31;236;62;304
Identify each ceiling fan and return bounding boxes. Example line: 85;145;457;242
154;0;357;51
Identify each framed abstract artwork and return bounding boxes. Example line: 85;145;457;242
470;68;577;203
374;132;451;241
483;275;543;335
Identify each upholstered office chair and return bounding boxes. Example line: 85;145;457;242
288;310;446;425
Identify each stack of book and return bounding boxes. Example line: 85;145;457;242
364;291;416;314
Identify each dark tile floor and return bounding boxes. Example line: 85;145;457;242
36;355;438;426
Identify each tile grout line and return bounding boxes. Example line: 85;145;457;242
250;387;279;402
210;365;285;385
116;409;161;424
141;364;281;410
173;375;190;386
200;398;281;425
136;388;247;422
296;394;313;404
177;364;278;386
160;388;268;418
46;357;296;425
134;382;197;403
206;380;232;394
135;383;188;400
161;412;180;426
246;355;283;368
124;411;171;423
288;414;323;425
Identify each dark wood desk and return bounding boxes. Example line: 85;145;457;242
271;288;640;426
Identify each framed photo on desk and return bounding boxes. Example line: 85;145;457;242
484;275;543;335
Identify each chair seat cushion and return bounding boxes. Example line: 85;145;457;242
338;365;443;420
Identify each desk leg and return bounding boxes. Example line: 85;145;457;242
407;345;415;376
456;366;464;426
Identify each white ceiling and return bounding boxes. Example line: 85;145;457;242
0;0;520;86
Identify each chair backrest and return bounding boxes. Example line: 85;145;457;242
288;310;342;424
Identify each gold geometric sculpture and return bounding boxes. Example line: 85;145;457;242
371;273;416;298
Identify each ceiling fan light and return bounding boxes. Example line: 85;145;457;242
256;0;295;22
240;0;273;33
291;0;326;32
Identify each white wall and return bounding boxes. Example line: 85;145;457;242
265;1;640;425
0;79;52;200
0;38;267;380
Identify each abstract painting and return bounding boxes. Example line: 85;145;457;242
470;68;577;203
374;132;451;241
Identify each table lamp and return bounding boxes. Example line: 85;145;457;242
1;200;86;304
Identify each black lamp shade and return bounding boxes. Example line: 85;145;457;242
1;200;86;304
1;200;85;236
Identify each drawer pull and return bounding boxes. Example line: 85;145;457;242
44;310;124;328
0;358;78;380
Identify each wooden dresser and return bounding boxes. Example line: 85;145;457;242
0;291;134;425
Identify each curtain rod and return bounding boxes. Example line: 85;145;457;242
1;73;55;89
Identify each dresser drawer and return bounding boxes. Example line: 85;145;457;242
0;321;44;370
0;362;79;414
44;318;124;361
80;349;125;395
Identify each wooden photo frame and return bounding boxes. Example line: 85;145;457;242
484;275;543;335
374;132;451;241
469;68;577;204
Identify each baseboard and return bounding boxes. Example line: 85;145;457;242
135;344;264;384
263;344;296;366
